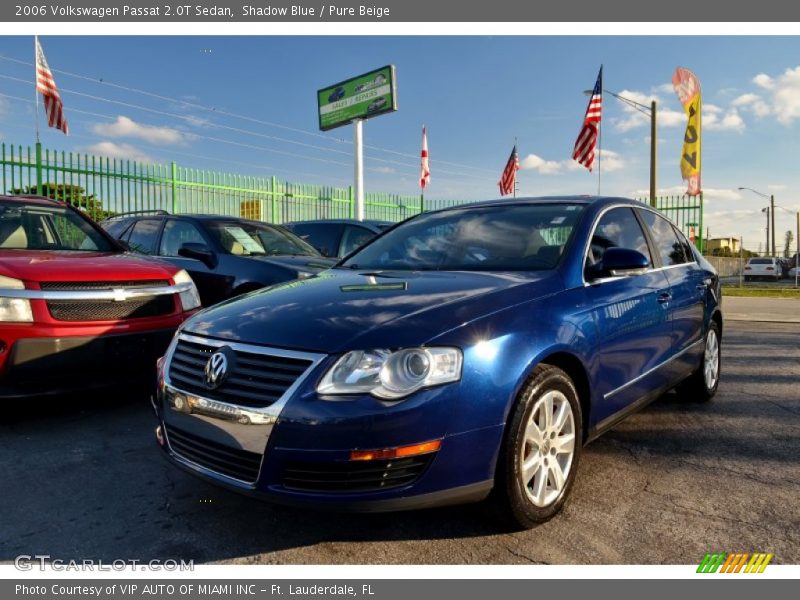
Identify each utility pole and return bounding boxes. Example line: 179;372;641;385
650;100;657;208
770;194;776;257
764;207;770;257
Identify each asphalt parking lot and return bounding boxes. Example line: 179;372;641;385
1;320;798;565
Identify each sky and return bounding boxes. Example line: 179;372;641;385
0;35;799;252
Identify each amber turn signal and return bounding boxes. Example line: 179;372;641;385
350;439;442;461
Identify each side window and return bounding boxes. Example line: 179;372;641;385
639;210;688;266
103;218;132;239
588;207;652;267
126;219;161;255
290;223;342;257
673;225;696;264
340;225;375;257
159;220;205;256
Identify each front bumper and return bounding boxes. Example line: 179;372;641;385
155;333;501;511
0;329;176;398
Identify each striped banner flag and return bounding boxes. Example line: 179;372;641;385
572;66;602;171
420;125;430;190
35;36;69;135
497;144;519;197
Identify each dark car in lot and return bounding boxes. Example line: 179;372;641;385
283;219;392;258
154;196;722;528
101;214;335;306
0;195;200;398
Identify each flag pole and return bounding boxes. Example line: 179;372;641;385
33;35;43;196
513;137;518;198
597;119;602;196
33;35;40;144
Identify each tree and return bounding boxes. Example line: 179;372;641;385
785;230;794;258
8;183;113;221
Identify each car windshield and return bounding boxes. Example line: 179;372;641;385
341;203;584;271
207;220;319;257
0;200;115;252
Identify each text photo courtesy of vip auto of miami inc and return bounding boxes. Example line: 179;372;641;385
0;33;797;578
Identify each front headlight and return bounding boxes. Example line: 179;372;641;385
172;269;201;311
317;347;463;400
0;276;33;322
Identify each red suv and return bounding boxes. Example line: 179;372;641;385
0;195;201;398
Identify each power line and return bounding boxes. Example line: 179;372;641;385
0;71;489;181
0;52;497;175
0;92;400;182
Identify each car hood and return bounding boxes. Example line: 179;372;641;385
183;268;562;353
0;250;179;283
248;254;337;272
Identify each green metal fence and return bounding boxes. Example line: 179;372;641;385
0;142;464;224
639;194;705;252
1;142;704;251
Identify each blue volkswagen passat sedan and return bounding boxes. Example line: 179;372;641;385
154;197;722;528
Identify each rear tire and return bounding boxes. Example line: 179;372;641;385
489;364;583;529
678;320;721;403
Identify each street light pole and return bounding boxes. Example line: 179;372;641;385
586;88;657;207
739;187;775;257
763;207;770;257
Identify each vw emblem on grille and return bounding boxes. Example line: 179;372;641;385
204;349;231;389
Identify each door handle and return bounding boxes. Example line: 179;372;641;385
657;292;672;304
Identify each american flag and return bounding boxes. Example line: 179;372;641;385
498;144;519;197
420;125;430;190
572;66;603;171
35;37;69;135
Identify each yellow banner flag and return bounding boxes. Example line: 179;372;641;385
672;67;702;196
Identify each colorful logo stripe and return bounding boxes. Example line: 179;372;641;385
697;553;773;573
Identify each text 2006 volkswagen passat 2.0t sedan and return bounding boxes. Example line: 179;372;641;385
154;196;722;528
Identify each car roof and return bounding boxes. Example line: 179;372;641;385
436;195;634;211
284;218;391;228
0;194;65;207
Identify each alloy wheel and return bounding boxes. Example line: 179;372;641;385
704;329;720;390
519;390;576;508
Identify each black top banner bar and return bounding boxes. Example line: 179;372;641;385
3;0;800;22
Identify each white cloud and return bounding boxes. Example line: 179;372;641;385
92;116;190;145
610;89;690;131
731;93;771;118
768;184;787;191
758;66;800;124
519;153;564;175
598;149;626;172
83;142;154;164
630;187;743;205
753;73;774;89
705;109;745;132
519;149;625;175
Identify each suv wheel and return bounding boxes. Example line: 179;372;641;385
491;364;582;529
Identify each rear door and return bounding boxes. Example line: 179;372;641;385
584;207;674;424
638;209;707;384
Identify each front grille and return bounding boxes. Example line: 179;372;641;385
40;280;170;291
47;295;175;321
282;455;435;493
168;338;313;408
165;424;262;482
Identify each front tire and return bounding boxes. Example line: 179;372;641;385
490;364;583;529
678;320;721;402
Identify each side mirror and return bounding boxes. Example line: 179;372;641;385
178;242;217;269
589;247;649;279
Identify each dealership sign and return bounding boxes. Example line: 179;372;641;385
317;65;398;131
